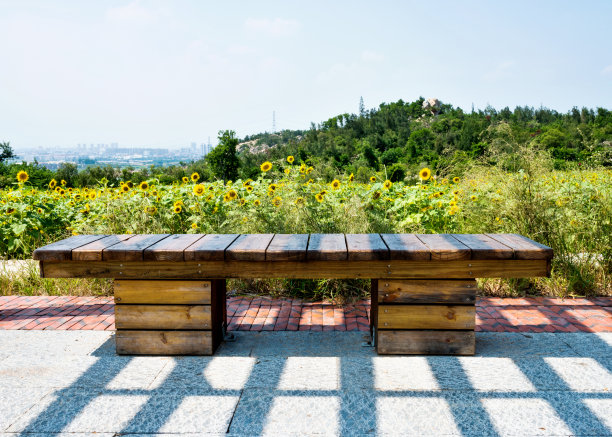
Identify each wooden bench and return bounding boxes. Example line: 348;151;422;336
33;233;553;356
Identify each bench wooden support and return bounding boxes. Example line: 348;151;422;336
374;279;477;355
114;279;226;355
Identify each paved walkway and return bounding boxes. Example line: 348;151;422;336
0;330;611;436
0;295;611;332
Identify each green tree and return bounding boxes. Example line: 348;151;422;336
0;142;16;163
206;130;240;181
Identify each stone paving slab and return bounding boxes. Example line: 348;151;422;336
1;295;611;333
0;331;611;436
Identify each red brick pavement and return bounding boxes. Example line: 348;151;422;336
0;295;610;332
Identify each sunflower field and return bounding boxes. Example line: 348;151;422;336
1;156;611;298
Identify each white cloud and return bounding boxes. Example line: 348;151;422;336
244;18;300;37
106;1;159;24
361;50;384;63
601;65;612;76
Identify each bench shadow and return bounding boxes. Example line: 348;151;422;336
10;330;612;436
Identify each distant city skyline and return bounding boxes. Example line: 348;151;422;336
1;1;611;149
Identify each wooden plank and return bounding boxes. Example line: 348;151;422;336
486;233;553;260
72;235;134;261
380;234;431;260
346;234;389;261
377;330;475;355
184;234;239;261
114;280;211;304
307;233;347;261
41;259;550;280
378;305;475;330
143;234;205;262
103;234;170;261
32;235;108;261
416;234;471;261
115;304;211;330
266;234;309;261
378;279;476;304
451;234;514;260
225;234;274;261
115;330;213;355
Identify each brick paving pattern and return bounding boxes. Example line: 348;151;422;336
0;295;610;332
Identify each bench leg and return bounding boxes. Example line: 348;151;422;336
113;279;227;355
374;278;476;355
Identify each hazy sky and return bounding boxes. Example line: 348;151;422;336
1;1;611;149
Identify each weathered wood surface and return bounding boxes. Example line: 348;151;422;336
115;330;213;355
378;279;476;304
451;234;514;260
307;234;347;261
378;304;475;330
380;234;431;260
225;234;274;261
486;233;554;260
114;280;211;304
416;234;471;261
346;234;389;261
34;233;553;263
72;235;134;261
266;234;309;261
184;234;240;261
32;235;108;261
143;234;205;262
103;234;170;261
377;330;475;355
41;259;550;279
115;304;211;330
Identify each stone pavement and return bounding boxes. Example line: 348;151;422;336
0;330;611;436
1;295;611;333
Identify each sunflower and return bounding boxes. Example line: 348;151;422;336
284;168;291;175
182;176;189;183
243;180;252;187
173;205;182;213
191;172;200;182
223;194;231;202
260;161;272;172
6;207;16;215
48;179;57;189
89;192;97;200
121;185;130;193
295;197;305;206
453;177;460;184
61;179;67;186
348;173;354;182
37;207;43;213
306;166;313;174
383;180;392;190
272;196;282;207
448;206;460;216
268;183;277;191
16;171;29;183
191;222;198;229
228;189;238;200
246;185;254;192
254;199;261;206
331;179;341;189
126;181;134;188
145;205;157;214
239;198;246;206
370;176;376;182
174;200;183;207
193;184;205;195
470;195;477;201
372;191;381;200
139;181;149;190
315;193;324;202
299;164;306;173
287;155;294;164
419;168;431;181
